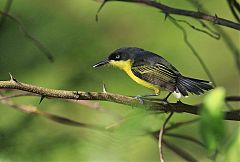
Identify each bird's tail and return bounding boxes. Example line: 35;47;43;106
176;75;213;96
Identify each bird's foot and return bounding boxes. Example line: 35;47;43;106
161;92;172;105
161;97;169;105
134;95;144;104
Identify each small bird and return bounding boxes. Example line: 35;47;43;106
93;47;213;101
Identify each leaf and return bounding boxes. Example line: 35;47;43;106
200;87;226;154
224;126;240;162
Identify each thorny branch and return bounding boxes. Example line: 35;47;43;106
96;0;240;30
0;75;240;120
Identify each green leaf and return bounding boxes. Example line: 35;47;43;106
200;87;226;154
224;126;240;162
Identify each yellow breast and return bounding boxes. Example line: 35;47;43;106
109;60;160;94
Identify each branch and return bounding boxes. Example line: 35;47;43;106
0;0;14;28
227;0;240;23
0;90;122;119
0;95;102;130
167;15;216;86
164;133;205;148
97;0;240;30
162;140;198;162
0;11;54;62
188;0;240;74
165;118;199;131
0;76;239;120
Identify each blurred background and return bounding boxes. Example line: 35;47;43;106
0;0;239;161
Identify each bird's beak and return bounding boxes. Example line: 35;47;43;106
93;59;109;68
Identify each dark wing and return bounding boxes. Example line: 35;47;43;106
131;63;179;92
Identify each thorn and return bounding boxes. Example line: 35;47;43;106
73;91;79;95
39;95;45;104
164;13;169;21
214;14;218;23
102;83;107;93
9;72;19;83
73;91;80;99
177;100;183;104
9;72;13;81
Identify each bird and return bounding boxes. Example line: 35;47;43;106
93;47;213;101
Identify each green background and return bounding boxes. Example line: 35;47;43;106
0;0;239;161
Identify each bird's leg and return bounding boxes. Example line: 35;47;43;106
137;94;158;98
162;92;172;104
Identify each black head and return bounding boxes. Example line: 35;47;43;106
93;47;144;67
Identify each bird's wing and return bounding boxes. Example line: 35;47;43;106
131;63;178;91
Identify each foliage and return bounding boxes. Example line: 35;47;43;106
224;126;240;162
200;87;226;154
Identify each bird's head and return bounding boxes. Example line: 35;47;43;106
93;47;144;69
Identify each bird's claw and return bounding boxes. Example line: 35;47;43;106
161;99;168;105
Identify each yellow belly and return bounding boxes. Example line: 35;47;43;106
109;60;160;94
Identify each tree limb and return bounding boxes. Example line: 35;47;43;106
97;0;240;30
0;76;239;120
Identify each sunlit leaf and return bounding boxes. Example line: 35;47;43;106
200;87;226;153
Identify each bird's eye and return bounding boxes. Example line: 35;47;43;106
115;55;120;59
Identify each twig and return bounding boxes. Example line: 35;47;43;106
225;96;240;101
164;133;205;148
227;0;240;23
159;112;174;162
0;95;102;130
0;77;239;120
173;19;220;39
198;20;221;39
188;0;240;74
164;118;199;132
0;0;14;28
168;15;216;87
0;11;54;62
163;140;198;162
232;0;240;12
96;0;240;30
